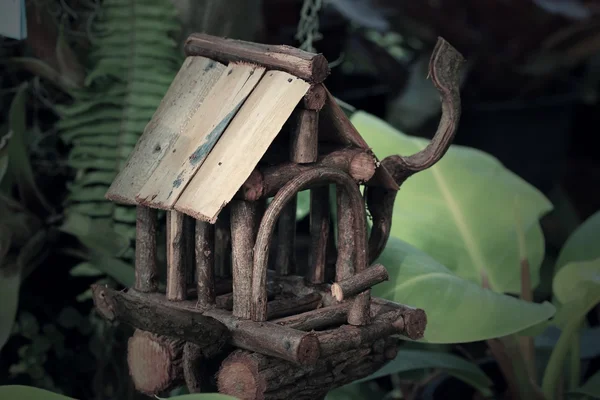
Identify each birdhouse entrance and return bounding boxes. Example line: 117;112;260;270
91;33;464;400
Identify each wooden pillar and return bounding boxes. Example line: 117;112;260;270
290;109;319;163
195;220;215;307
335;186;355;282
308;186;329;284
215;207;231;278
185;215;196;286
275;195;296;276
167;210;187;301
135;206;158;292
230;200;261;319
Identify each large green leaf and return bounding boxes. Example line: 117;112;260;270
0;385;74;399
354;349;492;394
556;210;600;270
542;258;600;399
352;111;553;293
373;237;556;343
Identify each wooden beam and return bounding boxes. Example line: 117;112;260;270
275;195;296;276
167;210;187;301
106;56;226;204
290;109;318;164
308;186;329;284
195;220;215;307
91;285;320;366
184;33;330;83
302;84;327;111
331;263;389;301
135;206;158;292
236;148;377;201
230;200;261;319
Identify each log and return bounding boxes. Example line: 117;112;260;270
271;294;428;340
217;337;399;400
335;185;355;282
167;210;187;301
365;37;465;262
317;310;401;356
331;263;389;301
235;148;377;201
275;195;296;276
184;33;330;83
92;285;320;366
217;293;322;321
195;220;215;307
135;206;158;292
290;109;318;164
307;186;330;284
185;215;196;286
127;329;184;396
348;291;371;326
92;285;229;349
252;168;368;322
302;84;326;111
231;200;261;319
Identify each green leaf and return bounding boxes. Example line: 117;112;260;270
70;262;105;277
355;349;492;393
0;263;20;351
572;371;600;399
0;386;75;399
7;83;53;213
556;210;600;270
352;111;553;293
542;258;600;399
374;237;556;343
59;212;129;256
87;254;135;287
297;190;310;220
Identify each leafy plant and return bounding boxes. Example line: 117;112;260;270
55;0;183;275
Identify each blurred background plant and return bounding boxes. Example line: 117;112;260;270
1;0;599;399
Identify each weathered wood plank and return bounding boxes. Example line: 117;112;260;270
106;56;226;204
136;63;266;209
174;71;310;223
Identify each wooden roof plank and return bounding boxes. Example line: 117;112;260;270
135;63;266;209
105;56;226;204
174;71;310;223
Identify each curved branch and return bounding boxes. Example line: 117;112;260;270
251;168;368;322
367;37;465;263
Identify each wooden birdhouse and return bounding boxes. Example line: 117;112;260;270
91;33;464;400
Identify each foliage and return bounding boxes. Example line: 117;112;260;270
351;110;553;294
555;210;600;270
374;237;555;343
56;0;183;272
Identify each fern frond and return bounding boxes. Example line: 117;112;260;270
59;0;183;260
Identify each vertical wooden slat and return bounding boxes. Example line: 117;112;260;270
308;186;329;284
230;200;261;319
335;186;355;282
185;215;196;286
290;109;318;164
135;206;158;292
166;210;187;301
215;206;231;279
275;194;296;276
195;220;215;307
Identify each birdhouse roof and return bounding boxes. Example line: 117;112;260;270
105;34;398;223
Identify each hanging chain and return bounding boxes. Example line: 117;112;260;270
295;0;323;53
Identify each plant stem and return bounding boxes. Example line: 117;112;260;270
542;311;588;399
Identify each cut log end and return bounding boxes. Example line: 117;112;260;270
349;151;377;183
297;333;320;365
331;283;344;302
401;308;427;340
218;353;266;400
127;330;184;396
